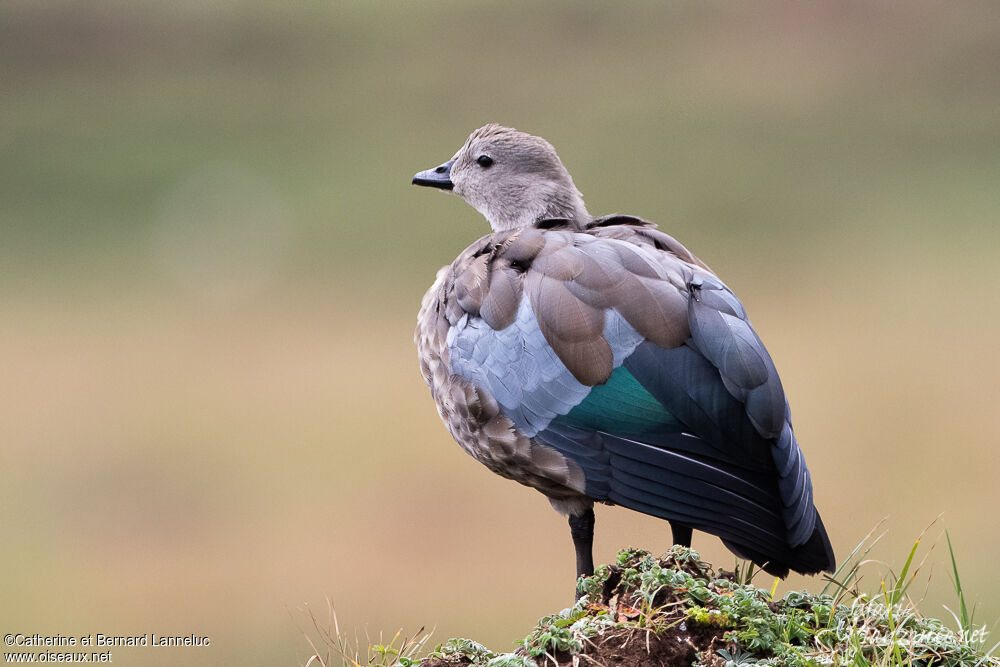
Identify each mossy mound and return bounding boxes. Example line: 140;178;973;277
417;548;998;667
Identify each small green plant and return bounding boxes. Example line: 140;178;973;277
733;559;760;588
520;599;615;660
717;646;758;665
577;562;612;600
427;638;496;664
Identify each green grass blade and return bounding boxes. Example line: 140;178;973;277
888;537;921;606
947;530;972;634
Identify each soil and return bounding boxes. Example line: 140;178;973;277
537;621;729;667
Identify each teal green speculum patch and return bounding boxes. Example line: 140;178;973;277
558;365;678;434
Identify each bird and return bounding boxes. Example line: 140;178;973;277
412;124;835;593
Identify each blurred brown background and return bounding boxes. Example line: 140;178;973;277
2;1;998;665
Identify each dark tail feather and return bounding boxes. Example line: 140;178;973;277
723;512;835;578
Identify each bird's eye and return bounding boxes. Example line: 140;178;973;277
477;155;494;168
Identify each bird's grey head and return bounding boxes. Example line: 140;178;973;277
412;124;590;232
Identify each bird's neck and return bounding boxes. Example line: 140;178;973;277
484;184;590;232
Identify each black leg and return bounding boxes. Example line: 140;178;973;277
669;521;692;548
568;508;595;596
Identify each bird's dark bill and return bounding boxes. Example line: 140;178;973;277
412;160;454;190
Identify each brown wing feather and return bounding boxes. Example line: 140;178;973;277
503;227;546;263
525;270;613;386
480;264;521;330
531;242;585;281
454;253;490;315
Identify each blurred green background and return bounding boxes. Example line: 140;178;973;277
2;1;998;664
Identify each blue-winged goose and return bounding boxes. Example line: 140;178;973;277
413;124;835;592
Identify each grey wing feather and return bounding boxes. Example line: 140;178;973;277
686;274;816;545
